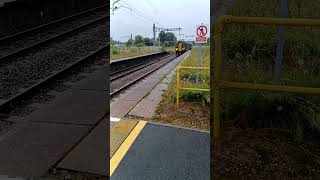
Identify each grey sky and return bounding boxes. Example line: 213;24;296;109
110;0;210;42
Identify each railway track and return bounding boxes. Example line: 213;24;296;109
0;21;107;101
110;53;173;81
0;4;108;64
110;53;177;97
0;45;108;113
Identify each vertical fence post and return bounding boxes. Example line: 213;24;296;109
176;67;180;106
214;30;223;139
273;0;288;84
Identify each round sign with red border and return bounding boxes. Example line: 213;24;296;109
196;26;207;37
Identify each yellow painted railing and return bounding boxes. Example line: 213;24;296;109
176;66;210;105
213;15;320;139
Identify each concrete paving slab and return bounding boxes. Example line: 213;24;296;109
130;82;155;91
128;99;159;119
143;88;164;101
0;122;90;178
139;78;159;85
22;89;107;125
70;66;107;92
155;83;169;91
58;119;108;176
111;123;209;180
110;100;140;118
116;93;145;102
162;77;172;84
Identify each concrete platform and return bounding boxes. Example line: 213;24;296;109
11;89;106;125
0;122;90;178
110;121;209;179
69;66;106;92
7;66;107;125
128;82;169;118
0;65;108;178
58;119;108;176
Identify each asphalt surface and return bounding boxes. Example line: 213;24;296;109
111;123;210;180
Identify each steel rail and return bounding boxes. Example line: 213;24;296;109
110;54;175;81
0;4;108;42
0;16;107;64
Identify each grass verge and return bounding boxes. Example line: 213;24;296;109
110;46;161;61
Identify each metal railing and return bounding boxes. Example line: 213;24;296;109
176;66;210;105
213;15;320;139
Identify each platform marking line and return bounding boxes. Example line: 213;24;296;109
110;117;121;122
110;120;147;176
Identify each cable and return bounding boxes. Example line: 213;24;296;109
120;0;163;26
118;2;153;22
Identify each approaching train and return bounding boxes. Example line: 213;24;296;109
175;41;192;55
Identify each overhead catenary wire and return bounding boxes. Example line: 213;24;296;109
118;0;164;27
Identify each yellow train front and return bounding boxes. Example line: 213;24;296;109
175;41;192;56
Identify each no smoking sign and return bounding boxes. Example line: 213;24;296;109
195;24;208;43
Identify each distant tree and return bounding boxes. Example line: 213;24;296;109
126;38;133;46
110;37;116;45
143;37;152;46
134;35;144;46
164;32;177;46
158;31;166;44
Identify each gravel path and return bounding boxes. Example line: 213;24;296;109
0;22;107;99
110;54;175;94
0;9;106;57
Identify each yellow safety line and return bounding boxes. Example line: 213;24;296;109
110;120;147;176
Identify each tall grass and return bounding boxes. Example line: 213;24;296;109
172;46;211;105
220;0;320;141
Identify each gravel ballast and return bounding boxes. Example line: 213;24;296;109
0;22;107;99
0;10;107;58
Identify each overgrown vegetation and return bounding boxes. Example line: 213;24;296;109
153;47;210;130
173;46;210;105
220;0;320;141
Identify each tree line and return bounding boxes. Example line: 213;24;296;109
111;31;178;47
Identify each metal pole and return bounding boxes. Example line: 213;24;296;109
196;44;201;84
273;0;288;84
153;24;156;46
213;31;222;139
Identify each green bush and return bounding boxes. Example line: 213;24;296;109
172;91;210;105
223;92;320;141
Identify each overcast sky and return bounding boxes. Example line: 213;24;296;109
110;0;210;42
